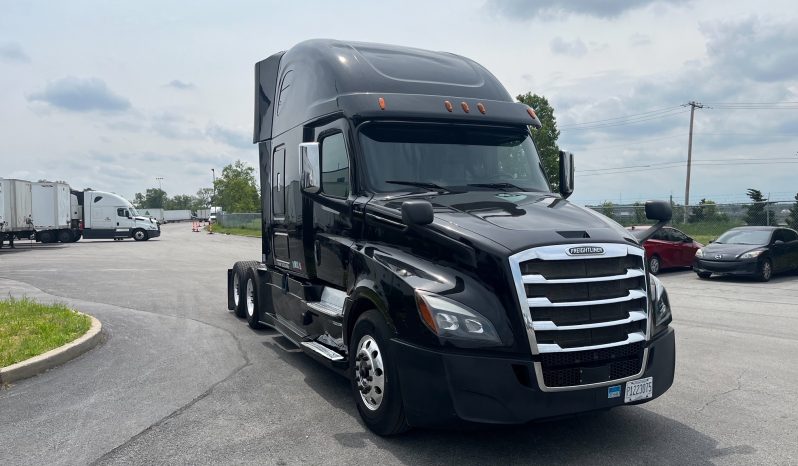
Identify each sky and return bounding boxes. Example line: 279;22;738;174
1;0;797;206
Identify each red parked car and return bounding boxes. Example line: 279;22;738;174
627;226;704;274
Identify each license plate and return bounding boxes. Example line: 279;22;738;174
624;377;653;403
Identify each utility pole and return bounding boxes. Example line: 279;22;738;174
155;177;164;208
683;101;704;222
211;168;216;207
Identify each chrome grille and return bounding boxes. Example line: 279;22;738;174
508;243;650;391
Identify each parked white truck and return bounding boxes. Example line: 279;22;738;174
0;178;35;246
73;190;161;241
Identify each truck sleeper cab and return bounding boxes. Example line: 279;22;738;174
227;39;676;435
77;190;160;241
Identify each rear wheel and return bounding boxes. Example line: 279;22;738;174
648;255;661;275
757;258;773;282
132;229;148;241
350;310;409;436
245;269;265;329
696;271;712;279
38;230;55;244
232;261;259;318
57;230;73;243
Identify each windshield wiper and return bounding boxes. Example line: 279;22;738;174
385;180;454;193
467;182;526;191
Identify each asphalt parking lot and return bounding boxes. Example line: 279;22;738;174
1;223;797;465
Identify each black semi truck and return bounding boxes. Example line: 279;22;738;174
228;39;675;435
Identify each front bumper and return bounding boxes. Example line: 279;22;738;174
392;327;675;427
148;229;161;238
693;258;757;275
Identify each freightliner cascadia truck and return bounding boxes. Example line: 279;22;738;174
227;39;675;435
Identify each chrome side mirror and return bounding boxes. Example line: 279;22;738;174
299;142;320;193
558;151;574;199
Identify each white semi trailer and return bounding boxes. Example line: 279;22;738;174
31;181;77;243
0;178;34;246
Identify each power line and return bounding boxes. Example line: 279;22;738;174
578;157;798;173
579;160;798;177
559;105;685;128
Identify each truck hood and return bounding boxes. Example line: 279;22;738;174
370;191;639;253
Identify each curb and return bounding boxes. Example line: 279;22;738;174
0;313;103;385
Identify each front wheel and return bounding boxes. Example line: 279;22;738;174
132;229;148;241
757;258;773;282
648;255;661;275
350;310;409;436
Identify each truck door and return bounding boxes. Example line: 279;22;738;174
271;146;290;268
311;129;355;288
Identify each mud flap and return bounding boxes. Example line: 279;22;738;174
227;269;235;310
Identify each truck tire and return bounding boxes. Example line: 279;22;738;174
57;230;73;243
648;255;661;275
71;234;81;242
232;261;259;318
132;229;148;241
245;269;265;329
38;230;56;244
350;309;410;436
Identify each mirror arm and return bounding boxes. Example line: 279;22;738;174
634;220;669;243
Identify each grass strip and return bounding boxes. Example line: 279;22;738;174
207;225;262;237
0;297;91;368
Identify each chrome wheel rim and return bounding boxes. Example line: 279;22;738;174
233;274;240;306
355;335;385;411
762;261;772;280
246;279;255;317
134;231;144;240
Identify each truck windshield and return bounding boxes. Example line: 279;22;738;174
358;124;551;194
129;207;139;217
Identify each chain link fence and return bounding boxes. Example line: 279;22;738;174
588;201;797;244
217;213;261;230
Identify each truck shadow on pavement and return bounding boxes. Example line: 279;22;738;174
260;332;756;465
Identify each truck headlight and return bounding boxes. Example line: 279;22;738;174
415;290;501;347
649;275;672;330
738;249;764;259
694;248;704;258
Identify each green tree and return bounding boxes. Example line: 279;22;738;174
194;188;214;209
745;189;768;226
133;188;167;209
516;93;561;191
213;160;260;213
688;198;724;223
601;201;616;220
786;193;798;230
632;201;647;224
164;194;194;210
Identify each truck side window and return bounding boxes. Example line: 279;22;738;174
117;208;125;217
321;133;350;198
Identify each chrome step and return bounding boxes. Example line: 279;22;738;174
301;341;344;361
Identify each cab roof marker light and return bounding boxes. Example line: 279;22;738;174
444;100;453;112
461;102;470;113
378;97;386;110
477;102;486;114
527;107;537;119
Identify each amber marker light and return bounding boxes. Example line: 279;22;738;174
416;293;438;333
444;100;453;112
477;102;486;114
527;107;537;119
461;102;470;113
378;97;386;110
